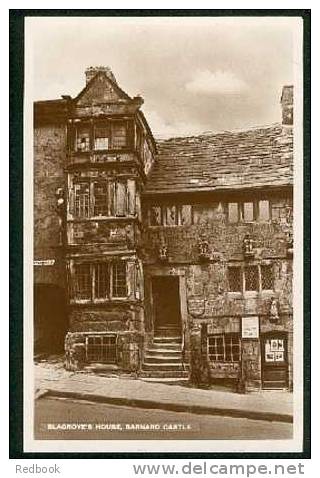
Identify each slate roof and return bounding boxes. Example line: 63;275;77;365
145;124;293;195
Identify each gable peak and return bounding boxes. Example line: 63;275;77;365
85;66;117;85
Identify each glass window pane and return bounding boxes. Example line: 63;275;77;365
180;205;192;225
74;182;90;218
112;122;127;149
112;262;127;298
245;266;259;291
261;264;274;290
94;125;109;150
259;200;270;221
228;267;242;292
115;181;127;216
166;205;177;226
74;264;91;300
243;202;254;222
228;203;238;223
94;263;109;299
93;182;108;216
76;127;90;151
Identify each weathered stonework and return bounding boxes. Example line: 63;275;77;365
34;68;294;392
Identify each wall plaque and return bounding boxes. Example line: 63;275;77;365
241;316;259;339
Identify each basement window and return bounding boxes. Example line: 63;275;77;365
208;334;240;362
86;335;117;363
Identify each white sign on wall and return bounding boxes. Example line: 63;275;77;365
34;259;55;266
241;316;259;339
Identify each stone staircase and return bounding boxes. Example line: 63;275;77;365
140;327;189;383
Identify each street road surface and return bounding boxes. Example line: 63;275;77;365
35;396;292;440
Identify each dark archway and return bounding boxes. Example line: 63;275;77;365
34;284;68;355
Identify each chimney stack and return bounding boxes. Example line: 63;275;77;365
85;66;117;85
281;85;293;126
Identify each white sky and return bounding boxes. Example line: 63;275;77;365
26;16;301;138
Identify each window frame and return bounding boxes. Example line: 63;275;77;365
207;333;240;363
86;334;117;363
148;204;193;227
227;263;275;295
72;261;129;303
227;199;271;224
71;178;136;219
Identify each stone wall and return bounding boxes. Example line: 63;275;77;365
34;124;67;287
141;191;293;389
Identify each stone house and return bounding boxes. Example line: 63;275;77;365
34;67;293;391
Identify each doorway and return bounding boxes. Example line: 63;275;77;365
34;284;68;355
261;332;288;389
152;276;181;336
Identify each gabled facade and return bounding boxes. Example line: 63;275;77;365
34;68;294;391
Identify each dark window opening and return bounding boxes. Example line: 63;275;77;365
228;267;242;292
244;265;259;291
261;264;274;290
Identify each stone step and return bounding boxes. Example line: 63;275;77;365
143;354;182;364
150;343;182;350
139;370;190;379
140;377;189;383
153;336;182;343
142;362;186;371
146;348;182;356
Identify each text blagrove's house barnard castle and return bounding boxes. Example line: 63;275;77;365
34;66;294;392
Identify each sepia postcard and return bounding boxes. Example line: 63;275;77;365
14;11;309;455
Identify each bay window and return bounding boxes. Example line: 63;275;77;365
71;178;136;218
72;261;129;302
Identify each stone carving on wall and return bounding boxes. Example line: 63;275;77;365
187;298;206;318
243;232;255;259
158;242;168;262
269;297;280;323
198;234;211;262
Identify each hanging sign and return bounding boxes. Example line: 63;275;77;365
241;316;259;339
